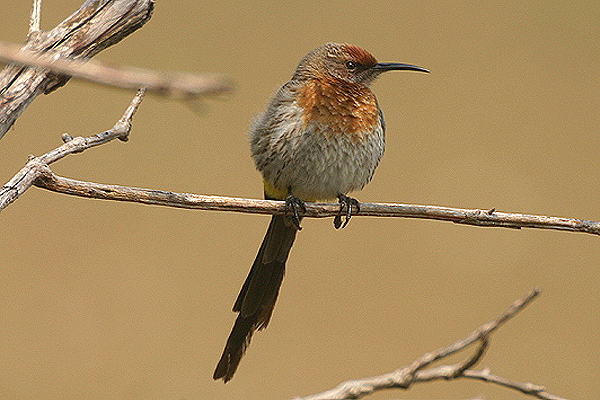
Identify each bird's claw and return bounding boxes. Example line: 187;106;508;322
334;194;360;229
285;194;306;230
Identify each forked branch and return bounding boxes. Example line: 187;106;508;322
292;288;566;400
0;88;146;211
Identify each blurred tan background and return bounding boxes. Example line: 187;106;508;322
1;1;598;399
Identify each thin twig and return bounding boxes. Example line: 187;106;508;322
462;368;567;400
291;289;565;400
406;287;540;376
0;40;232;98
0;89;145;212
454;337;489;377
28;0;42;35
30;172;600;236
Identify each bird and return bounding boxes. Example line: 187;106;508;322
213;42;428;382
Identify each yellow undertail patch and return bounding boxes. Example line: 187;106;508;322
263;180;288;201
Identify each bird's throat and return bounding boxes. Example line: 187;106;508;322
296;78;379;142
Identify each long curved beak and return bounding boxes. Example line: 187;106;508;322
372;62;429;73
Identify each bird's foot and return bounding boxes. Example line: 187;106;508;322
285;194;306;230
334;194;360;229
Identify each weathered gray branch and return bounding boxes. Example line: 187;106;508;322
292;288;566;400
0;40;232;99
28;0;42;34
29;172;600;236
0;88;145;211
461;369;566;400
0;0;154;139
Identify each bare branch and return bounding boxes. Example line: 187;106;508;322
29;172;600;236
406;287;540;375
395;288;539;388
0;89;145;212
291;289;566;400
3;88;598;238
0;40;232;98
412;364;567;400
0;0;154;139
455;337;488;375
28;0;42;35
462;368;567;400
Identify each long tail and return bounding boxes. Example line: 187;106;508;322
213;214;298;382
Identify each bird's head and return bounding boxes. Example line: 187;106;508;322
293;42;429;86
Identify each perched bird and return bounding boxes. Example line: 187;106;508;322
213;42;428;382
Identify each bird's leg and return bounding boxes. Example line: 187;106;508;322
284;191;306;230
334;193;360;229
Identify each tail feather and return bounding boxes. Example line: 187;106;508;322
213;214;298;382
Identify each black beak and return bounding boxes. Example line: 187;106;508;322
372;62;429;73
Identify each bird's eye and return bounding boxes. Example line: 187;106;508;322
345;60;357;70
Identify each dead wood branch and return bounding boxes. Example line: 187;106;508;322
0;40;232;100
292;288;565;400
0;88;145;211
31;172;600;236
0;0;154;139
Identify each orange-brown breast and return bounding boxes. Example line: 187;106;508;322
297;77;380;143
